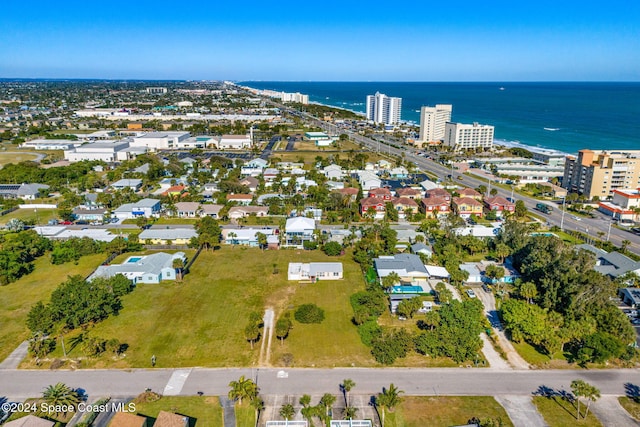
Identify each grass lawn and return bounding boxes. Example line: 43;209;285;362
618;397;640;420
56;247;369;368
512;341;568;368
273;150;387;166
0;152;39;166
0;208;58;226
154;217;199;225
385;396;514;427
234;404;256;427
533;396;602;426
0;253;106;362
133;395;223;427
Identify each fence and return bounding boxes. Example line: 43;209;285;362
183;245;203;274
0;206;17;216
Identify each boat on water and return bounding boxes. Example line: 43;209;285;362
499;87;505;91
543;127;560;131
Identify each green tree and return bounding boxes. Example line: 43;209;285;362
42;383;80;417
294;304;325;324
250;396;265;427
323;241;343;256
280;403;295;421
275;315;293;344
173;257;185;281
376;384;403;427
228;376;258;405
195;216;221;250
396;297;422;319
245;323;260;349
344;406;358;420
341;378;356;407
319;393;336;420
571;379;600;419
256;232;268;250
514;200;528;218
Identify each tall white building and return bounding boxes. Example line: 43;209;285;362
366;92;402;125
444;122;494;151
419;104;452;143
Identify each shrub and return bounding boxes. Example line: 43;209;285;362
323;241;343;256
294;303;325;324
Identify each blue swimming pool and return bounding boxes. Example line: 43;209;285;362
392;285;423;294
127;257;142;263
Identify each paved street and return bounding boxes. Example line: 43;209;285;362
3;367;640;400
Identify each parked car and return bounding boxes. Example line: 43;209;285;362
482;283;492;293
59;220;73;225
466;289;477;299
75;220;89;225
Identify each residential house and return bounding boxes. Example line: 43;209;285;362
222;227;279;247
336;187;360;203
154;411;189;427
284;216;316;248
162;184;186;197
374;254;429;282
240;176;260;193
484;196;516;217
360;196;387;219
619;288;640;309
389;166;409;178
420;179;439;192
421;196;451;217
139;228;197;245
0;184;49;200
322;164;345;180
88;252;186;284
425;188;451;202
425;265;451;280
200;204;223;218
174;202;201;218
577;244;640;279
326;181;345;191
392;197;419;219
109;412;148;427
113;198;161;220
226;194;253;205
228;206;269;219
262;168;279;183
395;187;422;200
368;188;393;199
288;262;343;281
390;294;421;314
357;171;382;191
452;197;484;218
458;188;483;200
411;242;433;258
377;159;392;169
479;260;520;284
111;178;143;191
460;263;483;283
241;158;268;176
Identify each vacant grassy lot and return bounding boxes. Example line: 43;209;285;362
0;253;106;362
385;396;513;427
0;152;40;166
0;208;58;226
234;404;256;427
67;247;370;368
512;341;569;368
133;395;223;427
533;396;602;427
618;397;640;420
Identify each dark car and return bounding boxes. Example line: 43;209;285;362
482;283;492;293
75;220;89;225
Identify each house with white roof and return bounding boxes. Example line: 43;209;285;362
222;227;279;247
111;178;143;191
64;140;143;163
139;228;197;245
89;252;186;284
113;198;161;220
322;164;345;180
284;216;316;248
0;183;49;200
425;265;451;280
357;171;382;191
288;262;343;281
241;158;268;176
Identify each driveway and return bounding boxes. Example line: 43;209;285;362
590;395;640;426
495;395;548;427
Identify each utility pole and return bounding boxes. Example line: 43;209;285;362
560;196;566;231
607;220;613;242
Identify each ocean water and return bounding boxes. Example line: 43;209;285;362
239;82;640;155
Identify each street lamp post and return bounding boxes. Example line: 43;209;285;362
560;197;566;231
607;220;613;242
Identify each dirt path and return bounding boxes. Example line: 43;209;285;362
258;308;275;366
475;287;530;370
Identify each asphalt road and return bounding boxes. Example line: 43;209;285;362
2;368;640;400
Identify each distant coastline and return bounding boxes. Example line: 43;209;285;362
240;81;640;155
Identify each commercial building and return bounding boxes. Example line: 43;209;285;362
20;138;83;150
64;140;145;163
598;188;640;221
562;149;640;200
366;92;402;125
130;131;191;151
418;104;452;144
443;122;494;151
146;87;168;94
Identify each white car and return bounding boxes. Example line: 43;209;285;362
466;289;477;299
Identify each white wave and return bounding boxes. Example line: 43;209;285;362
543;127;560;131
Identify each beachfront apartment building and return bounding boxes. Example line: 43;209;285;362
562;149;640;200
443;122;494;151
366;92;402;125
418;104;452;144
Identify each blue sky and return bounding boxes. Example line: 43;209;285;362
1;0;638;81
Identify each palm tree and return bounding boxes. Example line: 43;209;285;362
381;272;401;292
250;397;265;427
173;258;185;281
571;379;600;419
280;403;295;421
340;378;356;407
344;406;358;420
622;239;631;252
228;376;258;405
376;383;403;427
519;281;538;304
319;393;336;420
42;383;80;417
245;324;260;350
300;405;317;427
228;231;238;247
